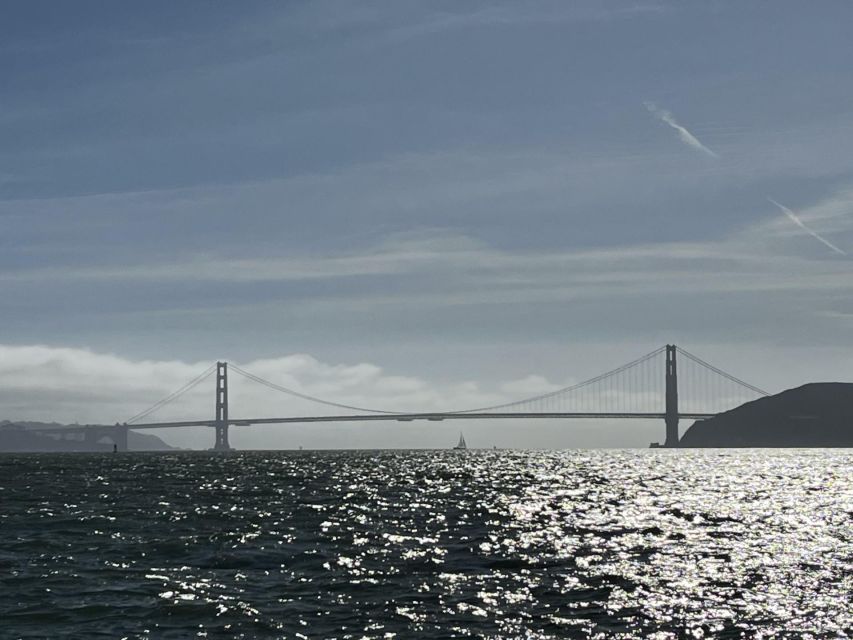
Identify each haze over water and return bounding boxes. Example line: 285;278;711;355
2;449;850;638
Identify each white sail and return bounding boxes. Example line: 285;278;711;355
454;432;467;449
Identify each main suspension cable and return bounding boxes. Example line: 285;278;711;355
231;348;669;416
449;346;668;413
228;364;401;414
676;347;769;396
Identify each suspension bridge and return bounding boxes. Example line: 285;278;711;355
22;345;770;450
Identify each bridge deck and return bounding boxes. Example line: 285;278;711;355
23;412;715;432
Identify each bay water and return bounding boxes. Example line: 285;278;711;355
1;450;851;638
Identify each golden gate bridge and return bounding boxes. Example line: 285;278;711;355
23;345;768;450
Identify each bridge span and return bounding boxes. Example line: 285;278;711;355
126;412;716;429
22;345;767;451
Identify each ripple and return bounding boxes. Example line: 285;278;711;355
0;449;851;638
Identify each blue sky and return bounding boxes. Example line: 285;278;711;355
2;1;853;448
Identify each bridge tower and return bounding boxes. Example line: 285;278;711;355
111;423;128;451
213;361;231;451
664;344;679;447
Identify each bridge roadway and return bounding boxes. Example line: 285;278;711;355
22;413;716;441
19;413;718;450
123;412;716;429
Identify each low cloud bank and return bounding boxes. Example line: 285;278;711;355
0;344;572;428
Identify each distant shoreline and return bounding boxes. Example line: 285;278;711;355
0;421;177;452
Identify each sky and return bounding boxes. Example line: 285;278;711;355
2;1;853;449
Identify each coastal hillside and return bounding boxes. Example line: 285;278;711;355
0;422;177;452
680;383;853;447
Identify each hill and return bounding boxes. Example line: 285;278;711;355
0;421;178;452
679;383;853;447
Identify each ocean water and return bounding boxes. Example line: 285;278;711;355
0;450;851;639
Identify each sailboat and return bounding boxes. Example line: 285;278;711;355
453;432;467;450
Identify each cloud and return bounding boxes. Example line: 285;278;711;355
767;198;846;256
644;101;718;158
500;375;564;396
5;151;853;380
2;223;851;300
383;3;667;41
0;343;511;427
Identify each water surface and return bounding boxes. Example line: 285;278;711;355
1;450;851;638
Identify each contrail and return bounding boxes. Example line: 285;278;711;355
644;101;718;158
768;198;846;255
